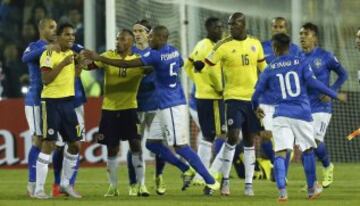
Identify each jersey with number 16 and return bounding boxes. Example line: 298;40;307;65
140;44;186;109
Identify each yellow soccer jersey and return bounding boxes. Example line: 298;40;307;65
40;50;75;98
94;50;144;110
184;38;223;99
205;36;266;101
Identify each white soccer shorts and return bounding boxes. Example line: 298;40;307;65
158;104;188;146
272;116;317;152
140;111;164;141
312;112;332;142
25;105;42;136
259;103;275;131
55;105;86;146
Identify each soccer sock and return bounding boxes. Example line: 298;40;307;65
132;152;145;185
244;146;256;184
126;151;137;185
302;150;317;189
221;143;236;179
274;156;286;190
261;140;275;163
197;139;212;168
285;151;291;176
52;147;63;185
155;154;166;177
61;150;79;187
69;156;80;186
193;140;212;180
28;145;41;183
209;143;225;174
146;141;189;172
35;152;51;193
107;156;118;188
176;145;215;184
314;142;330;168
213;138;225;156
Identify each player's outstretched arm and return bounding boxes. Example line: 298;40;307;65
306;75;346;102
83;49;144;68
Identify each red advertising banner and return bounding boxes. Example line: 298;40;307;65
0;98;154;168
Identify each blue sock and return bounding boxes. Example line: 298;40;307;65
52;147;63;185
261;140;275;163
314;142;330;168
175;145;215;184
285;151;291;176
155;154;166;177
70;156;80;186
213;138;225;155
146;142;189;172
127;151;137;185
274;156;286;189
302;150;317;189
28;145;41;182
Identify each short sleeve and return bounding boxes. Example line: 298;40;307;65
40;50;54;70
140;50;160;66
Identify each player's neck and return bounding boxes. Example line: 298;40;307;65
207;35;219;43
40;36;49;43
233;33;247;41
303;45;316;53
136;42;149;50
117;49;132;58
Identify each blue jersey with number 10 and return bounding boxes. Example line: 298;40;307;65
259;40;301;105
252;55;337;122
140;44;186;109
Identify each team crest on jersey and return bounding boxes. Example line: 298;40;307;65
313;58;322;68
251;45;256;52
227;118;234;126
48;128;55;135
44;56;52;67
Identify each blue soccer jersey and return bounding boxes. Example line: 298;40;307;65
301;47;348;113
22;40;47;106
132;46;159;111
259;40;301;105
140;44;186;109
22;40;86;106
252;55;338;122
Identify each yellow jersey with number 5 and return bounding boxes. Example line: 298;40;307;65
206;35;266;101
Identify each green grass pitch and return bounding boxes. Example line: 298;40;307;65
1;163;360;206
